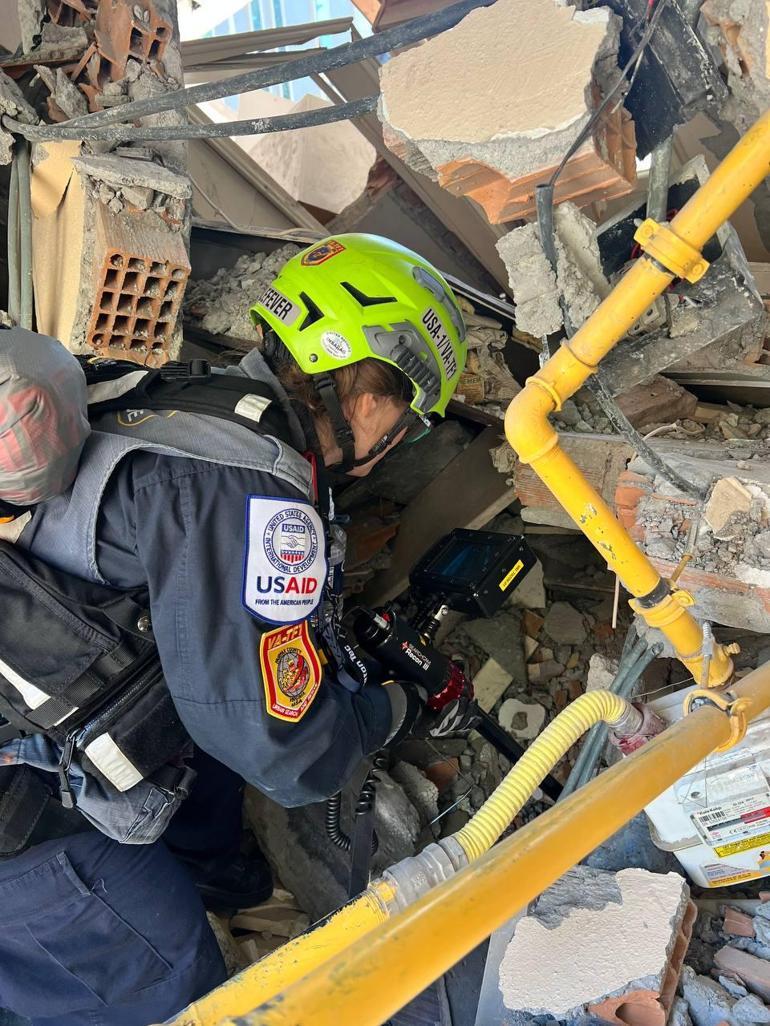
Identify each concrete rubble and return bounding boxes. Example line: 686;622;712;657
497;867;693;1023
184;244;301;341
378;0;636;223
497;202;611;338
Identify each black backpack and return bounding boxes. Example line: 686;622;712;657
0;357;298;853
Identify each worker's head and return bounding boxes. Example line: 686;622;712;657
250;233;467;476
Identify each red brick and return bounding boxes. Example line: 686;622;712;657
423;758;459;795
85;203;189;366
723;908;756;938
714;946;770;1001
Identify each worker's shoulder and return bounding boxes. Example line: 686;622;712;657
123;448;297;498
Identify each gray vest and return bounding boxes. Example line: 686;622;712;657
19;350;314;584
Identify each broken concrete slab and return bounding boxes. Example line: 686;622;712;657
72;154;192;198
704;476;754;537
498;867;692;1022
34;65;89;121
378;0;635;223
243;768;420;921
497;201;612;338
390;761;439;828
598;158;766;392
543;601;587;646
506;559;546;611
0;69;39;164
464;610;526;681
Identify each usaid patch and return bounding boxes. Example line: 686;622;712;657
422;307;458;379
243;496;326;625
258;285;301;325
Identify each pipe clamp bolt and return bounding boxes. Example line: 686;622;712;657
683;688;751;752
634;219;710;283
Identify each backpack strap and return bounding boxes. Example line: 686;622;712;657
81;358;297;448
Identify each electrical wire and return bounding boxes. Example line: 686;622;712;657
8;0;494;137
547;0;671;188
4;95;378;144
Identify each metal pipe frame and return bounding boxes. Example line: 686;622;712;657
504;108;770;687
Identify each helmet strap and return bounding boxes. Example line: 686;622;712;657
314;373;357;473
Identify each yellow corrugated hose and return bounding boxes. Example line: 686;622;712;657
454;690;633;860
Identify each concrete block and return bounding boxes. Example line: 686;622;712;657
682;967;737;1026
378;0;635;223
465;610;526;681
543;601;587;646
496;202;613;339
498;866;692;1023
497;697;546;740
586;652;619;693
616;376;699;431
472;658;513;713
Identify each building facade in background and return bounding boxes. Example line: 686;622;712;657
178;0;370;104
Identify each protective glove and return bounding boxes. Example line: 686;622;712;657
419;695;479;738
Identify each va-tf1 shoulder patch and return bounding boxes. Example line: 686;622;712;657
242;496;327;625
259;621;322;722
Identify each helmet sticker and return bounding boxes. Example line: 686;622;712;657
258;285;301;325
421;308;458;379
320;331;352;360
301;240;346;266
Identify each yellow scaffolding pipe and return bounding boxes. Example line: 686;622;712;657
220;659;770;1025
504;108;770;687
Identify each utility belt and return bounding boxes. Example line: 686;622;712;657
0;539;192;854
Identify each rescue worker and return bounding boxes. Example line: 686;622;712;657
0;234;467;1025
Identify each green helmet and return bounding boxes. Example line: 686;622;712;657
249;233;467;418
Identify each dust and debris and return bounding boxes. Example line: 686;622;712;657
184;244;302;340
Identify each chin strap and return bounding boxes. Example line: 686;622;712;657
315;373;357;473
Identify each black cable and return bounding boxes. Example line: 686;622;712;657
5;96;378;144
589;374;707;500
19;0;494;136
325;791;352;852
535;0;705;501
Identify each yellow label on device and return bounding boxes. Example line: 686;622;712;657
714;832;770;858
499;560;524;591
